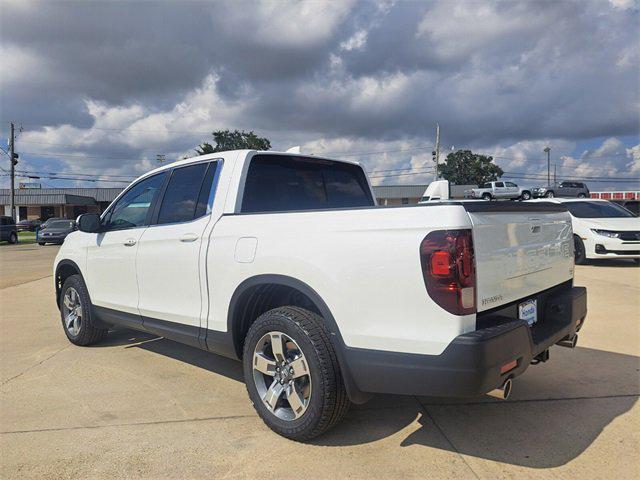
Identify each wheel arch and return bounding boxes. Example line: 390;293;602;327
55;259;82;308
227;274;371;404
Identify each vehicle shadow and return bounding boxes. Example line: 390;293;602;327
99;328;245;382
97;331;638;469
315;346;639;469
579;259;638;267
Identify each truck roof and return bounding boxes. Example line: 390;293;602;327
141;149;363;182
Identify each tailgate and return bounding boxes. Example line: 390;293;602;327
466;203;574;312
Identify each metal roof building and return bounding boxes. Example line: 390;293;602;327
0;188;123;222
0;188;123;203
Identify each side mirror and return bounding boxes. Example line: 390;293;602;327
77;213;102;233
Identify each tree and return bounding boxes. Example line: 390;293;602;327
196;129;271;155
436;149;504;185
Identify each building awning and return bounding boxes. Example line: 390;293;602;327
0;194;96;206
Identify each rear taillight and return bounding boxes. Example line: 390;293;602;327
419;229;476;315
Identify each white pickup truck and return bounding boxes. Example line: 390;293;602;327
54;150;587;440
466;181;532;200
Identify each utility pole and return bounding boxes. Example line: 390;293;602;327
434;123;440;181
543;146;551;186
553;163;557;183
8;122;16;220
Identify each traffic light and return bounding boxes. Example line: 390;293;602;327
12;153;18;165
432;150;436;163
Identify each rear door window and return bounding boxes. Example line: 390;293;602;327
157;163;208;225
241;155;373;213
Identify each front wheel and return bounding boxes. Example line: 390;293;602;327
38;242;46;246
60;274;108;346
578;193;587;198
8;232;17;244
243;306;350;440
545;191;555;198
574;235;586;265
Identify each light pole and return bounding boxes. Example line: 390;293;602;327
543;146;551;186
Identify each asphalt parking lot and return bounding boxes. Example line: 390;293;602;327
1;244;638;479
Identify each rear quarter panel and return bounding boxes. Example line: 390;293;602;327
207;205;475;355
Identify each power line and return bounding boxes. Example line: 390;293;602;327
15;169;137;179
317;144;434;158
1;173;131;184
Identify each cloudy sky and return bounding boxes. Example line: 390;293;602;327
1;0;639;190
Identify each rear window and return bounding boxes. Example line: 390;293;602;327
241;155;373;213
564;201;636;218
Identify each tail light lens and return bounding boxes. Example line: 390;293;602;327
419;229;476;315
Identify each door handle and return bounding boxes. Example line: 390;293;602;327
123;238;137;247
180;233;199;243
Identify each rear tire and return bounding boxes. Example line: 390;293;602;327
243;306;350;440
545;191;555;198
521;191;531;200
8;232;17;244
60;274;108;346
578;193;587;198
38;242;46;246
574;235;586;265
482;193;492;200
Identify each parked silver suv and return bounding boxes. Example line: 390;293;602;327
532;181;589;198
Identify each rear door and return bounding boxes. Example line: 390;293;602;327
136;160;222;344
505;182;519;198
467;204;574;311
493;182;507;198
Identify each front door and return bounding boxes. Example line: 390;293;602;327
84;172;167;321
136;161;220;341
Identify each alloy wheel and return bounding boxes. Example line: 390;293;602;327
62;287;83;336
252;331;312;421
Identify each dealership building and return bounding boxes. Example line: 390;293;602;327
0;188;122;221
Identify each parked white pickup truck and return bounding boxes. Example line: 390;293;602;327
466;181;532;200
54;150;586;439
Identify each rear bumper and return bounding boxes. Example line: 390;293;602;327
344;285;587;398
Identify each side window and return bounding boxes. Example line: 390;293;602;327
505;182;517;187
103;172;166;230
157;163;208;225
495;182;504;187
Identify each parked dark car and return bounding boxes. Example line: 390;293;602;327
16;219;43;232
532;181;590;198
40;217;66;230
1;215;18;244
38;219;76;245
611;199;640;216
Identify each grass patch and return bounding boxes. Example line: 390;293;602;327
18;231;37;244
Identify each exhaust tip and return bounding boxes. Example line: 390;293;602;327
557;334;578;348
487;378;512;400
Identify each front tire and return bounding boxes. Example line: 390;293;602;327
578;193;587;198
243;306;350;440
8;232;17;244
574;235;587;265
545;191;555;198
60;274;108;346
38;242;46;246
